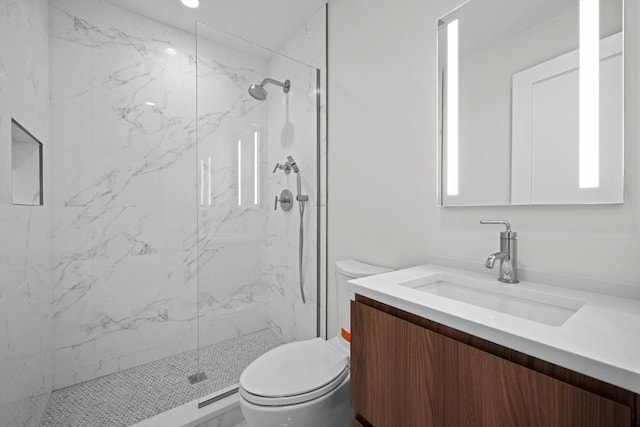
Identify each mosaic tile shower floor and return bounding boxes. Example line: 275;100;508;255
40;329;283;427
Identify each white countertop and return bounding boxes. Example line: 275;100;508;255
348;264;640;394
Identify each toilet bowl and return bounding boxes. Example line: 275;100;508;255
239;260;392;427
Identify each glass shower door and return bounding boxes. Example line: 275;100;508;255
194;21;321;405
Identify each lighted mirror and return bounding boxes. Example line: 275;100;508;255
437;0;623;206
11;119;43;206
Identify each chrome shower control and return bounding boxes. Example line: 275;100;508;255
274;189;293;211
273;162;291;174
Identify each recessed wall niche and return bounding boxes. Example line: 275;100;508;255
11;118;43;206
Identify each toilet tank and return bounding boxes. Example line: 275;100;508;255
335;260;392;345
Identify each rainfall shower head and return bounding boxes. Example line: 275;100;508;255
248;84;267;101
248;78;291;101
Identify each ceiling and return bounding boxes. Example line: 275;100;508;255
105;0;326;53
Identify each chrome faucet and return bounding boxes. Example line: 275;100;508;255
480;220;519;283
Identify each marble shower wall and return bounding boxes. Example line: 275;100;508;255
49;0;284;389
0;0;325;420
49;0;200;389
195;25;271;349
195;10;327;351
0;0;52;426
195;9;327;348
265;6;327;342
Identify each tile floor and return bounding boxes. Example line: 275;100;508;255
40;329;282;427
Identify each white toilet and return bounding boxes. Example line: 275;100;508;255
239;260;392;427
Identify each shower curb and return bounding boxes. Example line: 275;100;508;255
130;385;241;427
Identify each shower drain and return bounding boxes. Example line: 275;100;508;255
188;371;208;384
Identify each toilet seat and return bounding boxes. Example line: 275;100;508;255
239;338;349;406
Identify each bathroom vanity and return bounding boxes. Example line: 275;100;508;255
347;265;640;427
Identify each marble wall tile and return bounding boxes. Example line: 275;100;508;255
0;393;49;427
0;205;51;297
49;0;199;388
51;205;183;261
0;0;52;425
264;7;327;342
198;292;268;349
272;4;327;71
194;24;273;353
46;0;326;392
0;275;52;405
0;1;325;423
49;0;294;388
194;11;323;353
0;0;49;206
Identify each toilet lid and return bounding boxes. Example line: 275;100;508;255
240;338;349;400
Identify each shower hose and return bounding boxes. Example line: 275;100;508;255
298;199;306;304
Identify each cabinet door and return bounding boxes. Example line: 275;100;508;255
351;301;437;427
438;334;631;427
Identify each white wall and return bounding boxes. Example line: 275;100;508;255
327;0;640;335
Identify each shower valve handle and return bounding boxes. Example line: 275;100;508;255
274;190;293;211
273;162;291;174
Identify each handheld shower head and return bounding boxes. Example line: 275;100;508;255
248;78;291;101
284;155;307;306
287;156;299;173
287;156;305;202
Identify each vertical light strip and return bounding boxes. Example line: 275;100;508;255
579;0;600;188
237;140;242;206
254;131;259;205
207;156;212;206
447;19;459;196
199;159;204;206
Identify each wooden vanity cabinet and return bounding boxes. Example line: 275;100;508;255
351;296;637;427
351;297;438;426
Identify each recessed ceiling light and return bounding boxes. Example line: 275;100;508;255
145;101;156;107
165;47;178;56
181;0;199;8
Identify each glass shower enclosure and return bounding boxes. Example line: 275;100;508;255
193;22;324;405
0;0;325;424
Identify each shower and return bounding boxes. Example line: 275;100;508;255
287;155;309;304
3;0;325;425
248;77;291;101
273;155;309;304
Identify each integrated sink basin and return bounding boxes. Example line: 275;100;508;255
399;273;584;326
